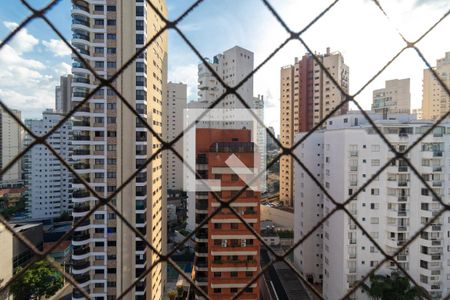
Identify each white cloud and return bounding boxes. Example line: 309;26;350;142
55;62;72;75
3;21;39;54
42;39;72;57
168;63;198;100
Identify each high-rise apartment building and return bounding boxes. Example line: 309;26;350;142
294;112;449;299
0;108;21;183
23;110;72;220
70;1;167;299
163;82;187;191
193;128;260;300
191;46;255;129
55;75;73;114
280;48;349;206
372;78;411;114
422;52;450;120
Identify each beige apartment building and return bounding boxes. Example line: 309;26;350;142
372;78;410;114
163;82;187;191
0;108;21;183
71;1;167;299
279;48;349;206
422;52;450;120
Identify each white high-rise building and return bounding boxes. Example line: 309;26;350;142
163;82;187;191
191;45;255;129
372;78;411;114
0;108;21;183
294;112;450;299
70;1;167;299
23;110;72;220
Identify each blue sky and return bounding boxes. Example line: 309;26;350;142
1;0;450;132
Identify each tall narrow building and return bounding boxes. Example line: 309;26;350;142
70;1;167;299
422;52;450;120
193;128;260;300
23;110;72;220
372;78;410;114
55;75;73;114
279;48;349;206
163;82;187;191
0;108;22;183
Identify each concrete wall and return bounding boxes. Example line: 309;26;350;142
260;205;294;229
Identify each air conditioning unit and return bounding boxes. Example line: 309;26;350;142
222;239;228;247
241;239;246;247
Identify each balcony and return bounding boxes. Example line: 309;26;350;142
398;166;408;172
73;190;90;198
73;121;90;127
72;34;89;41
72;260;90;271
73;135;90;141
73;232;90;241
74;163;90;170
72;18;90;27
72;4;89;12
73;246;90;256
398;181;408;187
349;150;358;157
433;151;443;157
73;204;90;212
74;274;90;284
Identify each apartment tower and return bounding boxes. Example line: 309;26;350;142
0;108;21;183
24;110;72;220
294;113;449;299
193;128;260;300
422;52;450;120
280;48;349;206
163;82;187;191
55;74;73;114
71;1;167;299
372;78;411;114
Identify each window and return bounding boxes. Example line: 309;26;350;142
213;288;221;294
94;19;104;26
94;5;103;11
370;217;379;224
136;6;144;16
231;223;239;230
371;159;380;166
107;34;116;40
107;47;116;54
245;271;252;277
107;19;116;26
231;174;239;181
371;188;379;195
214;223;221;229
107;5;116;11
213;272;221;278
230;271;238;277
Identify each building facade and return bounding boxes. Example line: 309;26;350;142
55;75;73;114
193;128;260;300
280;48;349;206
422;52;450;120
163;82;187;191
372;78;411;114
70;1;167;299
0;108;21;183
294;113;450;299
23;110;72;220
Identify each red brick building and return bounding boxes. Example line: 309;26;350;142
193;128;260;299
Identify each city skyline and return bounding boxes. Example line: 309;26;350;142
1;1;450;133
1;1;450;300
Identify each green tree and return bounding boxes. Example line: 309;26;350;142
10;260;64;300
362;272;430;300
